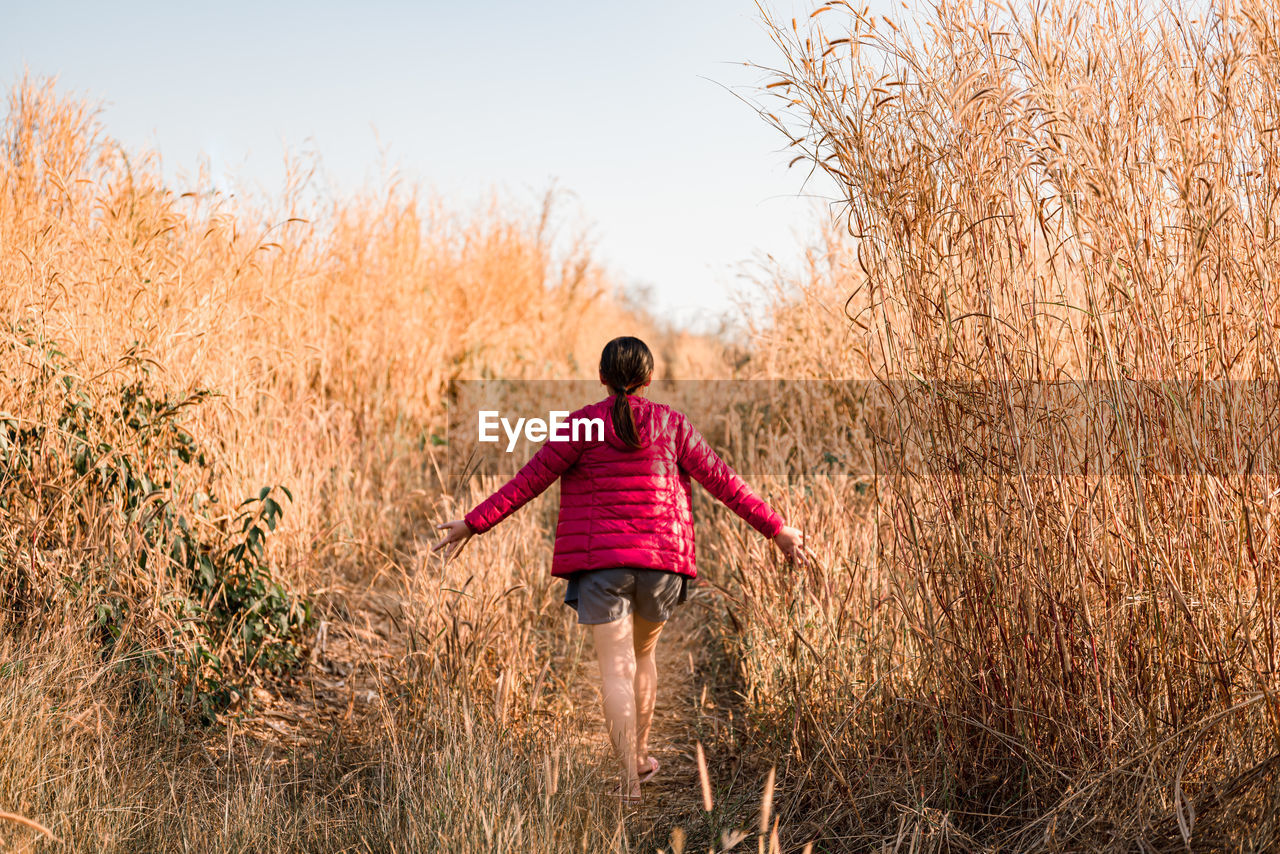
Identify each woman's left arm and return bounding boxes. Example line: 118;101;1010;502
433;437;584;560
465;438;582;533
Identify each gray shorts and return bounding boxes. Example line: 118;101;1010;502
563;568;689;625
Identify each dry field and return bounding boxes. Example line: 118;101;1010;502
3;0;1280;850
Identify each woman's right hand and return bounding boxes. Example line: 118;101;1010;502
772;525;806;563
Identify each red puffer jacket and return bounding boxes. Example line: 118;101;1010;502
463;395;784;578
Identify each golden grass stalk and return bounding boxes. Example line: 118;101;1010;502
0;810;59;842
696;741;714;812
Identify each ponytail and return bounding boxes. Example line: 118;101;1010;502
599;336;654;450
612;390;641;449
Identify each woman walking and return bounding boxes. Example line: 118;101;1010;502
433;336;804;802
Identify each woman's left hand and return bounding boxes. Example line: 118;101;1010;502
432;519;475;562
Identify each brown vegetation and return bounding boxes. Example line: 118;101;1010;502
731;0;1280;848
4;0;1280;848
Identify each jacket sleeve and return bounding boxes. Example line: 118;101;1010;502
675;412;785;539
464;436;583;534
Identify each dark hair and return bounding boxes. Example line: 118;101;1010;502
600;336;654;450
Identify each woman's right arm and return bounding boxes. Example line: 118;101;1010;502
674;412;803;556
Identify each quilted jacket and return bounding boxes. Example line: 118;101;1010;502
463;395;785;578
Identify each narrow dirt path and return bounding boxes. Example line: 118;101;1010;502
557;579;768;849
231;570;766;851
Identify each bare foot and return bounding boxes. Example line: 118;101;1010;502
637;756;660;783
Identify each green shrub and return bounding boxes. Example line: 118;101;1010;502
0;326;311;723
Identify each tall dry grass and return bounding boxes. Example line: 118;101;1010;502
699;0;1280;848
10;0;1280;846
0;76;728;851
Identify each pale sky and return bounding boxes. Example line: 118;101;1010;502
3;0;903;328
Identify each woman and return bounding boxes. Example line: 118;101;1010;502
433;336;804;803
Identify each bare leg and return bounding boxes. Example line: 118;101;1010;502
591;617;639;797
632;615;664;775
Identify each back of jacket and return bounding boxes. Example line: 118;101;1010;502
463;395;784;578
